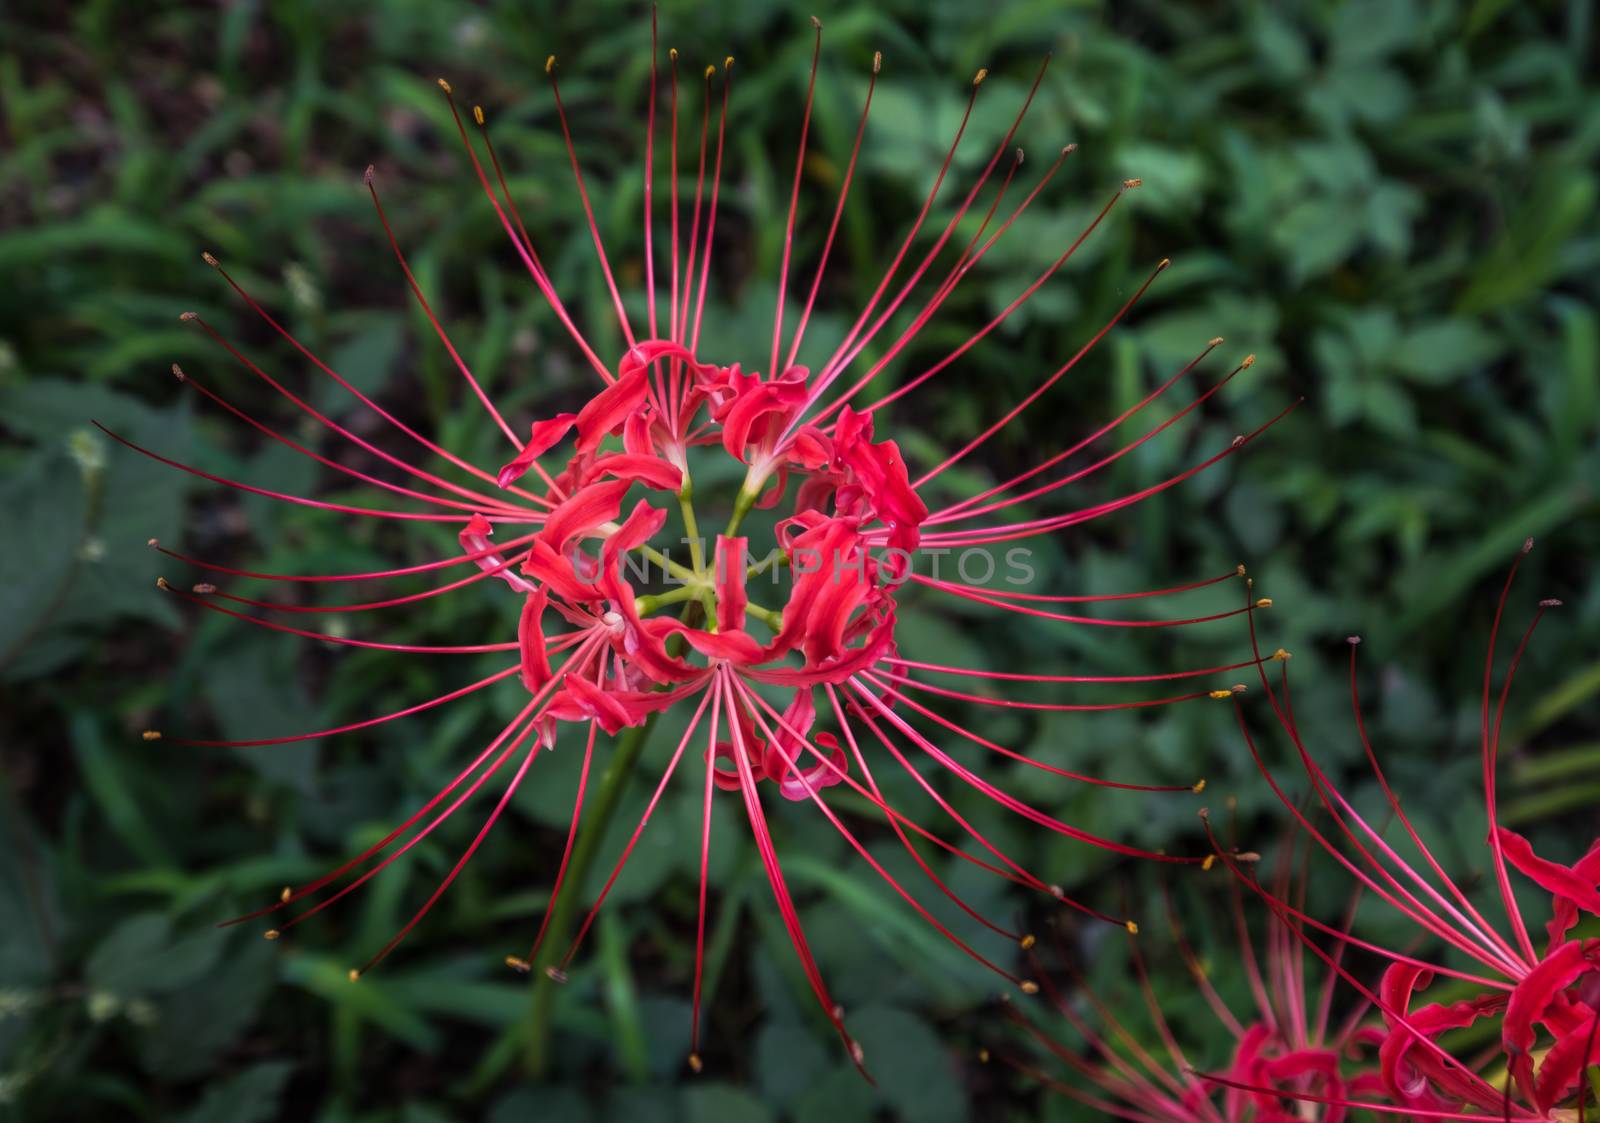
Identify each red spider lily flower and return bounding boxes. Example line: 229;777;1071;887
990;824;1383;1123
115;15;1293;1069
1200;541;1599;1120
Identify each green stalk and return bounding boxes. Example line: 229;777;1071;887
519;713;658;1077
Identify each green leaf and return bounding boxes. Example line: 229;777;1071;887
174;1061;294;1123
85;912;225;998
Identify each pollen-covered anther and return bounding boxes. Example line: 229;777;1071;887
1241;353;1256;368
472;105;484;126
201;251;219;267
1235;850;1262;863
347;969;360;983
1539;598;1564;607
1122;177;1142;189
1208;689;1234;700
1158;257;1171;269
1048;884;1065;900
601;610;625;635
363;164;375;184
1271;648;1291;661
147;538;159;547
873;50;882;73
1209;336;1224;346
263;929;280;940
1347;635;1362;645
1020;980;1040;995
1019;934;1036;950
1231;683;1247;694
141;730;161;741
978;1048;991;1064
280;886;292;903
1236;564;1247;577
1015;147;1025;165
1255;597;1273;608
1125;920;1139;935
703;65;714;79
505;956;530;974
1062;143;1078;155
544;55;556;74
436;78;452;94
1201;854;1217;871
192;583;216;594
810;14;821;28
179;311;197;322
156;577;173;591
1192;778;1206;793
171;364;186;381
1522;536;1534;553
972;67;990;86
545;966;568;984
669;47;678;61
687;1052;703;1074
1231;435;1246;448
724;55;734;69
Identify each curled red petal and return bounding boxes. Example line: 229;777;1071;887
715;535;747;633
458;514;536;593
588;452;683;492
496;414;577;487
517;587;552;691
1496;827;1600;918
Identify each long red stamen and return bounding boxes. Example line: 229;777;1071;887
363;172;522;451
768;17;824;378
782;49;880;371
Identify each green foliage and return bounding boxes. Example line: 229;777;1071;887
2;0;1596;1120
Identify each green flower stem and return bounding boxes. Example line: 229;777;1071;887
520;713;658;1078
678;477;706;575
723;483;759;538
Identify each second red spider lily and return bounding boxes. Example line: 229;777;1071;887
994;819;1381;1123
115;16;1294;1068
1202;541;1599;1120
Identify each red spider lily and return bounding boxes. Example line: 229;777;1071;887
115;15;1293;1069
991;822;1382;1123
1200;541;1599;1120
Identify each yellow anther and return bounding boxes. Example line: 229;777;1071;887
437;78;452;94
1209;689;1234;700
688;1052;703;1073
545;55;556;74
1272;648;1292;661
1020;980;1039;994
1241;353;1256;368
1256;597;1273;608
472;105;484;126
669;47;678;61
1158;257;1171;268
704;65;715;79
263;929;280;940
724;55;734;69
1192;779;1206;793
347;969;360;983
156;577;172;590
1125;920;1140;935
141;730;162;741
1202;854;1216;871
171;363;186;381
505;956;530;973
202;251;219;267
1019;934;1036;950
1209;336;1224;346
978;1048;991;1063
1122;177;1142;188
280;886;292;902
873;51;882;74
973;67;988;86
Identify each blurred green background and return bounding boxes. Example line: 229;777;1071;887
2;0;1597;1120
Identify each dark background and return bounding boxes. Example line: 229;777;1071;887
2;1;1597;1120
